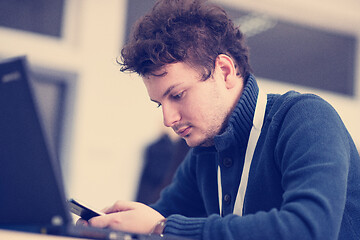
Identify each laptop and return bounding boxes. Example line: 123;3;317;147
0;57;184;240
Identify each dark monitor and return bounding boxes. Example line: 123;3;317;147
0;57;71;227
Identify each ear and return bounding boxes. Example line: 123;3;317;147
215;54;241;89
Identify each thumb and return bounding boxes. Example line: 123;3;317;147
103;200;137;214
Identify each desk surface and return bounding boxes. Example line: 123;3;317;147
0;228;187;240
0;229;90;240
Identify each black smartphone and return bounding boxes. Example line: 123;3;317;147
67;198;104;221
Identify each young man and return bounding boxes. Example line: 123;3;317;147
86;0;360;239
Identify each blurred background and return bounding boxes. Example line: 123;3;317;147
0;0;359;210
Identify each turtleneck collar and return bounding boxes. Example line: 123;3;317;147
192;74;259;154
213;74;259;152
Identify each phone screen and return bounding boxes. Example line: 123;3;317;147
68;198;104;221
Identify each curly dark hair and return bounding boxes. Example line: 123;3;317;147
118;0;252;80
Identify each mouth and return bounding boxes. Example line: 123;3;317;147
175;126;191;138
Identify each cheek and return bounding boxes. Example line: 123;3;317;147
182;96;214;123
182;82;226;124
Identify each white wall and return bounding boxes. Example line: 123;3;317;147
61;0;163;208
0;0;359;211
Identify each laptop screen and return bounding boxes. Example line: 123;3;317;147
0;57;71;227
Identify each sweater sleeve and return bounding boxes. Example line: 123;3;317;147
151;149;208;218
162;95;354;240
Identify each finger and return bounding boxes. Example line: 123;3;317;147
89;214;117;229
103;200;137;214
90;212;145;233
76;218;89;227
101;206;111;213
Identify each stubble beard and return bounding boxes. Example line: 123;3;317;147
198;106;233;147
185;114;229;148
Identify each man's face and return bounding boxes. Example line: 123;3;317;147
143;61;237;147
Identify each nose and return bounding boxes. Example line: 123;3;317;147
162;103;181;127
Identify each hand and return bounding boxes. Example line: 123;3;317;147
87;200;165;234
76;218;89;227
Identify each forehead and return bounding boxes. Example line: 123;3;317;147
143;62;202;91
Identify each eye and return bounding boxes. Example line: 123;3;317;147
151;100;162;108
171;91;184;101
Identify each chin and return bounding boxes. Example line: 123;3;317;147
184;139;197;148
184;136;214;148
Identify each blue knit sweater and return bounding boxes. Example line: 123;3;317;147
151;75;360;240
